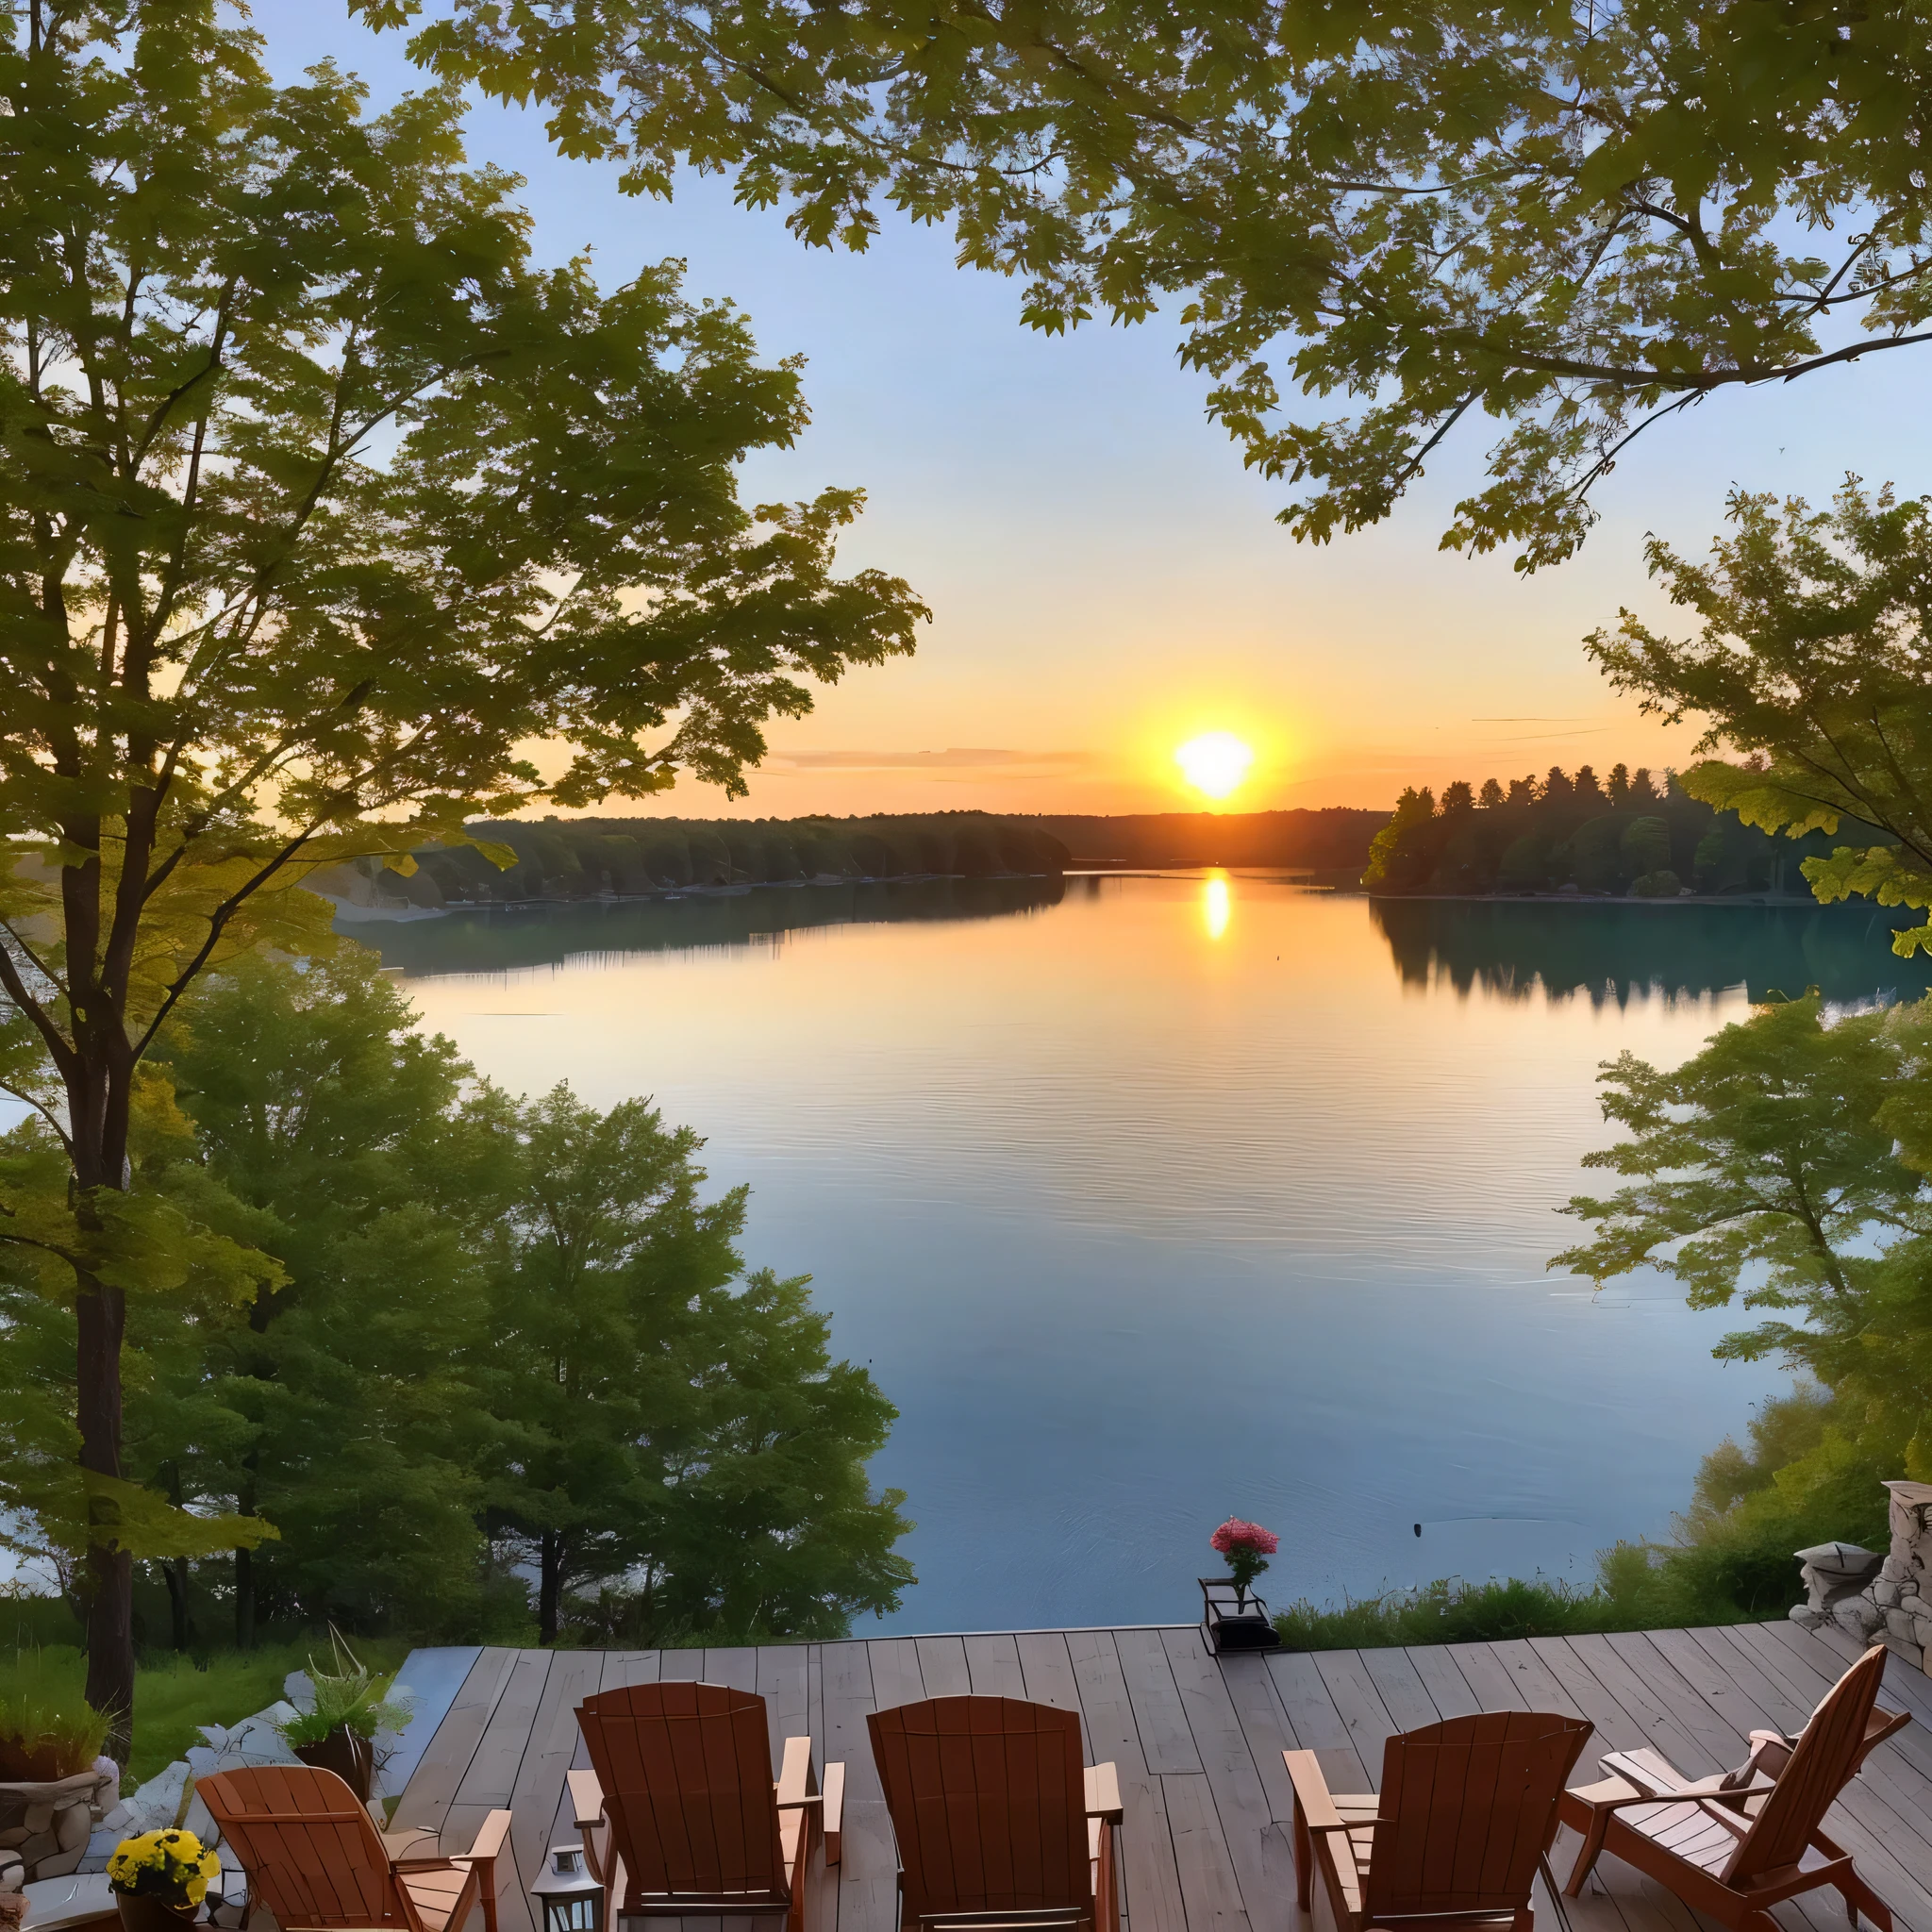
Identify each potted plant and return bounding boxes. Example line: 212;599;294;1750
108;1828;221;1932
1199;1517;1283;1655
0;1671;115;1882
273;1633;411;1804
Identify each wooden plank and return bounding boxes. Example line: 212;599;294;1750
1159;1628;1285;1930
818;1641;894;1932
1310;1652;1400;1786
1404;1645;1484;1723
454;1650;554;1808
1444;1640;1530;1713
1016;1632;1086;1741
1542;1636;1717;1774
1356;1648;1442;1738
864;1638;924;1713
962;1633;1027;1700
1067;1631;1185;1932
911;1636;971;1699
756;1646;809;1776
1479;1641;1591;1723
657;1647;706;1682
1113;1629;1202;1775
504;1647;603;1932
1158;1774;1248;1932
1214;1655;1302;1824
394;1647;520;1837
1262;1651;1369;1791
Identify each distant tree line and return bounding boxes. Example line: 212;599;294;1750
1363;764;1849;899
334;812;1070;909
1028;808;1383;869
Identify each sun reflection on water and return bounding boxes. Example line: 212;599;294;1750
1202;874;1231;941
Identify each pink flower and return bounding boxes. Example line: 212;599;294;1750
1210;1517;1279;1557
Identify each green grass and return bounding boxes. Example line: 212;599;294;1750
0;1637;414;1786
1270;1538;1804;1653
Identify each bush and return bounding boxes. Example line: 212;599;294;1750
0;1649;110;1779
1630;869;1684;897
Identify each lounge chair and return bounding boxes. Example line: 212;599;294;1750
866;1694;1123;1932
570;1681;842;1932
1556;1640;1899;1930
1286;1710;1592;1932
199;1765;509;1932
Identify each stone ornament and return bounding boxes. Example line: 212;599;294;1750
1790;1480;1932;1668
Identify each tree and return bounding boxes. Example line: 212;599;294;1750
1590;481;1932;952
364;0;1932;565
475;1086;912;1644
0;0;924;1745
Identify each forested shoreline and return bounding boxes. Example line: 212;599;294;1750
1364;763;1854;900
320;812;1072;910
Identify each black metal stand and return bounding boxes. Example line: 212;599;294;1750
1199;1575;1282;1655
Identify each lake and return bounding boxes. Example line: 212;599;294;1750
352;876;1927;1635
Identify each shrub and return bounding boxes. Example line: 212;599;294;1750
1630;869;1685;897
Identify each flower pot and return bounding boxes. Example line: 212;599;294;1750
115;1893;201;1932
1198;1576;1282;1656
293;1726;374;1801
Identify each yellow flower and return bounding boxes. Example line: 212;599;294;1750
108;1828;220;1906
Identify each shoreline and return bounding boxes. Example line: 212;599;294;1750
1370;890;1836;909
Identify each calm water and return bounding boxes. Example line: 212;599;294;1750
353;877;1928;1634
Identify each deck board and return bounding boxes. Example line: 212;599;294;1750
390;1621;1932;1932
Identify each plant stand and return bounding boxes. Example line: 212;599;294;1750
1198;1577;1282;1656
0;1771;116;1883
292;1729;374;1802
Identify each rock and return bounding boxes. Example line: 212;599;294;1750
283;1673;318;1714
18;1814;50;1840
88;1764;117;1811
1797;1541;1884;1577
1787;1603;1827;1627
52;1810;88;1857
1914;1613;1932;1651
1874;1577;1901;1607
0;1852;21;1894
0;1833;25;1851
1832;1595;1884;1637
27;1844;80;1882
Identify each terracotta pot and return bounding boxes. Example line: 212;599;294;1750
293;1726;374;1801
115;1892;201;1932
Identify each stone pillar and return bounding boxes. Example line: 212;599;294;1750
1790;1479;1932;1673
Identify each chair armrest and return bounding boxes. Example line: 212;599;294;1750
822;1761;844;1867
1598;1751;1731;1801
465;1809;514;1865
1282;1750;1346;1833
1084;1763;1123;1825
775;1737;816;1808
568;1769;607;1832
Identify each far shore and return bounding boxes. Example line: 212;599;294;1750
1369;889;1835;908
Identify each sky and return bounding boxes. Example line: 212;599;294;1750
254;0;1932;816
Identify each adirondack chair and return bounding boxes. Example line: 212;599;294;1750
1556;1641;1898;1930
865;1694;1124;1932
569;1681;843;1932
199;1765;510;1932
1285;1710;1592;1932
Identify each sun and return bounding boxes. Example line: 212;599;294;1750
1174;732;1255;802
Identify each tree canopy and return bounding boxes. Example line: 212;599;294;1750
0;0;922;1742
367;0;1932;564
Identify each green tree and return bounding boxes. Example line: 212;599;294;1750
475;1086;913;1644
0;0;924;1742
366;0;1932;563
1591;482;1932;952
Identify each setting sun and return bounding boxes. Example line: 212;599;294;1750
1174;732;1255;802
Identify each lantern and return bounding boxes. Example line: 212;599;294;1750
530;1844;603;1932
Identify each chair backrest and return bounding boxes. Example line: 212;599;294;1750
199;1765;413;1931
867;1695;1091;1924
1364;1711;1592;1921
1727;1643;1887;1887
575;1680;789;1908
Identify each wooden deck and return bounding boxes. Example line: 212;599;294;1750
390;1620;1932;1932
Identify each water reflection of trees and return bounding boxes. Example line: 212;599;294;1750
353;874;1068;976
1371;897;1932;1008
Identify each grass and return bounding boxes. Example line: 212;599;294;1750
0;1649;113;1779
1270;1537;1805;1652
0;1636;414;1786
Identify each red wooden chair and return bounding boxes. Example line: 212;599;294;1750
199;1765;509;1932
1557;1641;1898;1931
1286;1710;1592;1932
865;1694;1123;1932
570;1681;842;1932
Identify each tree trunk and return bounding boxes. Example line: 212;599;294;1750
75;1274;134;1759
163;1558;192;1652
539;1530;561;1646
234;1543;256;1651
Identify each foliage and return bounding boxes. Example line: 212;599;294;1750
2;949;913;1656
275;1633;412;1748
1208;1518;1277;1596
1362;764;1835;898
475;1084;914;1645
0;1652;110;1780
0;0;922;1740
360;0;1932;564
108;1830;221;1907
1591;482;1932;954
348;813;1070;908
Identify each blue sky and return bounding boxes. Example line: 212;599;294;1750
253;0;1932;813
